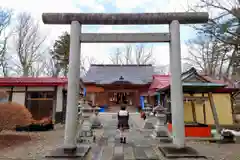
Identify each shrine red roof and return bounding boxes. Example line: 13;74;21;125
149;75;170;91
0;77;68;86
148;68;237;94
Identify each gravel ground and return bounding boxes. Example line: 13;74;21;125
0;117;240;160
187;141;240;160
0;124;65;160
127;113;240;160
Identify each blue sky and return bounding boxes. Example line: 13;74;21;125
0;0;201;66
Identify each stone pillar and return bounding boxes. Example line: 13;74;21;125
169;20;185;148
64;21;81;149
135;90;139;107
91;93;96;105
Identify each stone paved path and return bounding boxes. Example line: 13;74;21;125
86;114;172;160
89;113;167;160
87;113;240;160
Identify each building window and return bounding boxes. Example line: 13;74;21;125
27;92;54;99
109;92;134;105
26;91;54;120
0;90;9;103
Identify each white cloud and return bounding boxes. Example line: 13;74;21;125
115;0;153;11
115;0;200;12
153;43;189;66
75;0;105;12
0;0;78;13
0;0;194;70
0;0;106;45
0;0;82;46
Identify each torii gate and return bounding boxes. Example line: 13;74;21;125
42;12;208;156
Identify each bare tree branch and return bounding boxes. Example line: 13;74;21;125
110;44;155;65
124;44;133;64
185;35;229;79
186;0;240;79
154;65;169;74
109;48;123;64
13;12;46;76
0;8;12;77
80;56;99;77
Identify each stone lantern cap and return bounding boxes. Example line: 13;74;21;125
80;101;94;113
143;106;152;112
93;106;101;111
153;105;167;113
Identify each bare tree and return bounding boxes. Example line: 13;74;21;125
40;58;60;77
0;8;12;76
13;12;46;76
154;64;169;74
124;44;133;64
135;44;155;65
110;44;155;65
185;35;229;78
80;56;99;77
191;0;239;45
109;48;123;64
28;52;58;77
182;63;193;72
190;0;240;78
29;62;46;77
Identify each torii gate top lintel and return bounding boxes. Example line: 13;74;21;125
42;12;209;25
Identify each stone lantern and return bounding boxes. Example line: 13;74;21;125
151;104;171;139
142;104;155;129
80;100;94;120
77;99;83;121
90;105;102;129
76;120;94;144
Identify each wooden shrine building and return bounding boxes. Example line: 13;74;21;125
149;67;239;127
82;64;155;112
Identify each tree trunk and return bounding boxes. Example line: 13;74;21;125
23;68;29;76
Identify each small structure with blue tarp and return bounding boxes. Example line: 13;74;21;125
140;96;145;109
83;88;86;97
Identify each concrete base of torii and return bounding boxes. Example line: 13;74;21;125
90;113;103;129
45;146;91;159
142;117;155;129
158;145;206;159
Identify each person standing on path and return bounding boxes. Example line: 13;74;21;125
117;105;130;143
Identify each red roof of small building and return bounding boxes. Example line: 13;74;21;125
201;75;234;88
0;77;68;86
149;75;170;91
148;74;236;94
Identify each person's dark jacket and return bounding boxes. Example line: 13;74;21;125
117;110;129;130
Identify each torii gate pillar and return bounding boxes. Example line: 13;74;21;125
63;21;81;149
169;20;185;147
